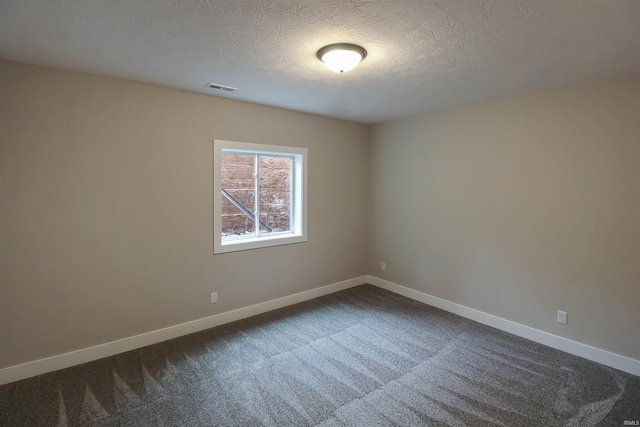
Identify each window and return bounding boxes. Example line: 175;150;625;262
213;140;307;254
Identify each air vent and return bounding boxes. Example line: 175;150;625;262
206;83;238;92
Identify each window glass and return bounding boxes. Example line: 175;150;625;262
258;155;291;235
221;153;255;237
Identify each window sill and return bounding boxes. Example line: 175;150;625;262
214;233;307;254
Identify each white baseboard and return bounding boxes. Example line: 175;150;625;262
0;276;367;385
367;275;640;377
4;274;637;385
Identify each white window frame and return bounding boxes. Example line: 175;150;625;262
213;140;307;254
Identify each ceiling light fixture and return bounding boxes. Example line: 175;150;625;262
317;43;367;73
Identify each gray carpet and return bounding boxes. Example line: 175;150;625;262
1;284;638;426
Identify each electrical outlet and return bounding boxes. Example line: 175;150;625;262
381;262;386;271
210;292;218;304
557;310;567;324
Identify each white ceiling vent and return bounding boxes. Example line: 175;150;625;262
206;83;238;92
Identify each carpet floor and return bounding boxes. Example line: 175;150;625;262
1;284;639;426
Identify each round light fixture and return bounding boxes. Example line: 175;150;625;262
317;43;367;73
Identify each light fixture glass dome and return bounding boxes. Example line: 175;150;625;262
317;44;367;73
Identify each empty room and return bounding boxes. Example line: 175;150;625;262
1;0;639;425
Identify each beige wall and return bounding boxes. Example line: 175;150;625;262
2;58;639;371
368;75;640;360
0;60;369;368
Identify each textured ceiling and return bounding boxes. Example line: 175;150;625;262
1;0;639;123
